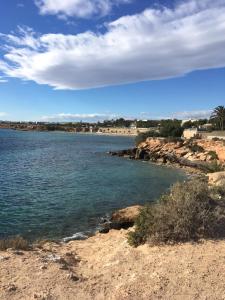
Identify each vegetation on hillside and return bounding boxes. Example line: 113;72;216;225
135;119;183;145
210;106;225;131
0;236;30;251
128;179;225;247
182;119;208;129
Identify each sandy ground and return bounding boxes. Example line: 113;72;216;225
1;229;225;300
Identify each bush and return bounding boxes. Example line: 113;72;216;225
208;151;219;160
128;179;225;247
205;161;224;173
159;119;183;138
188;144;204;153
0;236;30;251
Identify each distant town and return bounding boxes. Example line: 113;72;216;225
0;116;222;138
0;106;225;139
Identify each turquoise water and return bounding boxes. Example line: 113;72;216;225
0;129;186;240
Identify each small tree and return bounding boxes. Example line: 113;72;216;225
210;106;225;131
159;119;183;137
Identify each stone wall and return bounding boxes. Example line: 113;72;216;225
200;131;225;140
183;128;199;139
97;127;149;135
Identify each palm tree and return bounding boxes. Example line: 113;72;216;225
211;106;225;131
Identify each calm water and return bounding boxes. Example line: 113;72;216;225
0;129;185;240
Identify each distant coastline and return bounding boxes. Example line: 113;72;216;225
0;127;137;137
0;122;150;137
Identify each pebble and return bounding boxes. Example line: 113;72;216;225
59;264;69;270
67;273;79;281
44;254;62;263
0;255;10;261
6;284;17;292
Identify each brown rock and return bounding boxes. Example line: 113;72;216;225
110;205;142;229
208;171;225;186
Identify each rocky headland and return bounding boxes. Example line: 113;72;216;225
109;138;225;174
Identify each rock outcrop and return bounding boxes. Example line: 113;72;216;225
99;205;142;233
208;171;225;186
111;205;142;226
110;138;225;173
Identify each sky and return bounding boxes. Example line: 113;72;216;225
0;0;225;122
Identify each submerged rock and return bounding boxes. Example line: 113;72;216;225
108;148;137;159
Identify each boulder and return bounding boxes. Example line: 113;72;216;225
208;171;225;186
99;205;142;234
110;205;142;229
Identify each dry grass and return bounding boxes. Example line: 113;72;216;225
0;236;30;251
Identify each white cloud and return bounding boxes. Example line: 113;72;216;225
0;76;8;83
1;0;225;90
35;0;131;19
41;110;214;122
172;110;212;120
41;113;120;122
0;112;7;117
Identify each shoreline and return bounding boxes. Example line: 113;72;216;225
0;128;138;137
0;127;137;137
1;138;225;298
1;228;225;299
109;137;225;177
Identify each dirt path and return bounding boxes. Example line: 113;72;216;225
1;229;225;299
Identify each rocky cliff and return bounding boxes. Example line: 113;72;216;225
110;138;225;173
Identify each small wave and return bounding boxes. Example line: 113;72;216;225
62;232;88;243
99;213;111;224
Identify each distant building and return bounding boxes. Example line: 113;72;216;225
130;122;137;129
97;126;149;135
199;123;213;131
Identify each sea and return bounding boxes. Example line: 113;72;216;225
0;129;186;241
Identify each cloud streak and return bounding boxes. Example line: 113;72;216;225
171;110;213;120
35;0;131;19
41;113;120;122
0;0;225;90
41;110;213;122
0;112;7;117
0;76;8;83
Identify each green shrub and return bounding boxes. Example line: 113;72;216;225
208;151;219;160
188;144;204;153
205;161;224;173
128;179;225;247
0;236;30;251
159;120;183;138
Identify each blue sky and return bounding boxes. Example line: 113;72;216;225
0;0;225;122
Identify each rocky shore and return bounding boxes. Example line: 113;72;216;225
1;227;225;300
1;138;225;299
99;205;142;233
109;138;225;174
1;184;225;299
